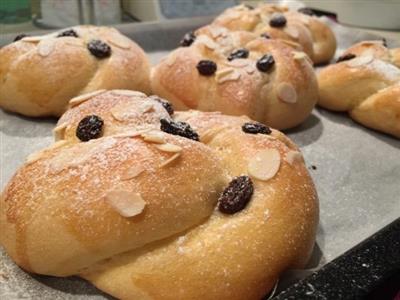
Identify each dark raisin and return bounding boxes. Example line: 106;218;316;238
76;115;104;142
218;176;254;214
87;40;112;59
260;33;271;39
180;31;196;47
256;54;275;72
298;7;315;16
244;4;254;10
269;13;287;27
14;34;28;42
57;29;79;38
150;95;174;115
160;118;199;141
227;48;249;61
310;165;317;170
336;53;356;63
196;60;217;76
242;122;271;135
382;38;387;47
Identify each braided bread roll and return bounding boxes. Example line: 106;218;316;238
213;4;336;64
151;25;318;130
318;41;400;138
0;26;150;117
0;90;318;299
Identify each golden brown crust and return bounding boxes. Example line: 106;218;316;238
0;26;151;117
151;27;318;130
213;4;336;64
0;91;318;299
318;42;400;138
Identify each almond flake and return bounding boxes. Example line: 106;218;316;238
277;82;297;104
38;41;54;57
216;67;234;80
141;131;165;144
105;190;146;217
121;166;144;180
285;150;303;165
21;36;44;42
159;152;181;168
226;59;249;68
217;70;241;84
155;143;182;153
107;35;131;49
209;26;227;38
111;90;146;97
26;150;45;164
346;55;374;68
281;40;302;50
285;27;299;39
293;51;307;60
53;122;68;141
69;89;106;107
196;35;218;50
113;129;151;138
248;149;281;181
245;64;256;74
201;126;227;143
166;54;177;66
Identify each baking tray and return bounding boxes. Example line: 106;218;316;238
1;16;400;300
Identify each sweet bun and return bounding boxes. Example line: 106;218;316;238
151;25;318;130
0;90;318;299
0;26;151;117
318;41;400;138
213;4;336;64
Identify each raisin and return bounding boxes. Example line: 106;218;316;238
256;54;275;72
244;4;254;10
76;115;104;142
160;118;199;141
242;122;271;135
382;38;387;47
310;165;317;170
180;31;196;47
196;60;217;76
298;7;315;16
14;34;28;42
269;13;287;27
87;40;111;59
150;95;174;115
336;53;356;63
260;33;271;39
227;48;249;61
57;29;79;38
218;176;254;214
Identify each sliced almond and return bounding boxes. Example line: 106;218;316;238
226;59;249;68
245;64;256;74
69;90;106;107
53;122;68;141
113;129;151;138
293;51;307;60
155;143;182;153
111;90;146;97
209;26;227;38
121;166;145;180
141;131;165;144
277;82;297;104
200;126;228;143
107;35;131;49
159;152;181;168
105;190;146;217
216;67;234;80
217;70;241;84
285;150;303;165
21;36;44;42
26;150;45;164
38;40;54;57
166;54;177;66
248;149;281;181
346;55;374;68
285;27;299;39
196;35;218;50
281;40;302;50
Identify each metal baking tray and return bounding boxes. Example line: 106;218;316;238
0;17;399;299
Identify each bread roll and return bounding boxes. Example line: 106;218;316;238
0;26;151;117
0;90;318;299
318;41;400;138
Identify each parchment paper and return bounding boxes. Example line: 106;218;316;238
1;18;399;299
